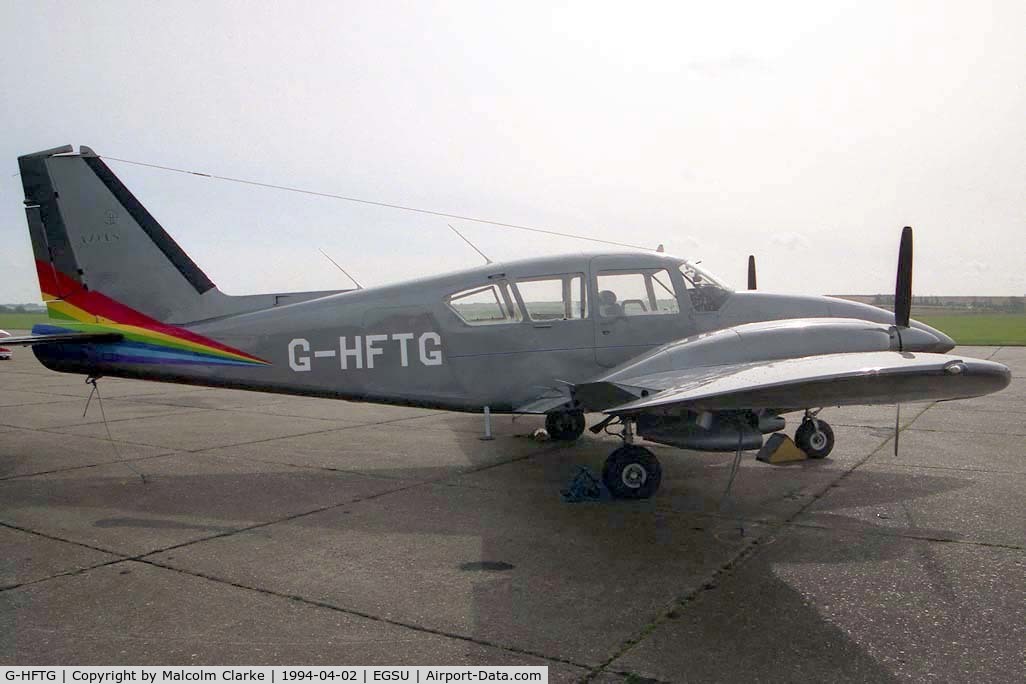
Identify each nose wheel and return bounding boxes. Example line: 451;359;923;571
795;415;834;459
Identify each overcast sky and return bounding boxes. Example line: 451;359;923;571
2;1;1024;304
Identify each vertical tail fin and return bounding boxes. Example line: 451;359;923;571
19;146;216;324
20;145;348;327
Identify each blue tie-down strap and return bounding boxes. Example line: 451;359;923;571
561;466;610;502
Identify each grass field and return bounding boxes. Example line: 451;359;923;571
0;313;48;330
914;314;1026;346
2;311;1022;345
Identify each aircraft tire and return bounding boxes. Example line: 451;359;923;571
603;445;662;499
546;410;586;441
795;419;834;459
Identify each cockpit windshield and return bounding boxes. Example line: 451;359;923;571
681;262;730;290
679;261;732;312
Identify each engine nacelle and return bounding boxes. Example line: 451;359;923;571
637;412;784;452
600;318;894;388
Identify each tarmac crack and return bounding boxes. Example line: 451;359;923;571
0;396;96;408
895;426;1026;437
0;450;180;481
0;478;428;595
129;480;433;560
0;520;129;558
0;556;130;593
205;438;556;481
0;520;133;593
783;519;1025;550
0;428;561;600
644;503;1026;552
26;406;496;458
0;405;211;432
131;557;596;672
584;400;942;681
836;460;1026;475
28;421;400;455
130;442;563;560
8;386;222;402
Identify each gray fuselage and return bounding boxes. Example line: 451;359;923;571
36;250;952;412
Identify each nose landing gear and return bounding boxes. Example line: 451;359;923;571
601;417;662;499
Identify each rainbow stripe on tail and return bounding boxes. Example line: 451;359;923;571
36;261;269;367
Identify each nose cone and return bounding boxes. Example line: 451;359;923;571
909;319;956;353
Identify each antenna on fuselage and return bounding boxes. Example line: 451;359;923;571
448;224;493;264
317;248;363;290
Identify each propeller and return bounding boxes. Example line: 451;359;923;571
747;255;757;290
894;226;913;329
892;226;913;455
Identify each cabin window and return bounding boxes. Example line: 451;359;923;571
514;274;587;321
679;263;731;312
446;282;522;325
596;269;680;317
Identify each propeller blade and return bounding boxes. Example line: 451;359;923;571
747;255;757;290
894;226;913;328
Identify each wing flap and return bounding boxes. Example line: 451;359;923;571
602;351;1010;414
514;383;575;414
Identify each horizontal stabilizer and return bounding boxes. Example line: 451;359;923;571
0;331;123;346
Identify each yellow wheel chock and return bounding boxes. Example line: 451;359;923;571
756;433;809;464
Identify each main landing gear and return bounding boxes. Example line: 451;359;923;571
545;410;586;441
601;418;662;499
795;410;834;459
545;410;661;498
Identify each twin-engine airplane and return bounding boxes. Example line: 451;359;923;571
7;145;1011;498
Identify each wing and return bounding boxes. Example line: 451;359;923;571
576;351;1011;415
0;331;123;346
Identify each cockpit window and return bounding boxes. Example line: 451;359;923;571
446;282;522;325
679;262;732;312
514;274;587;321
596;269;680;318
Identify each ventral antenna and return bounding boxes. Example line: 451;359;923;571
318;248;363;290
448;224;492;264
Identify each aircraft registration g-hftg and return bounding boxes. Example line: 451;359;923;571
6;145;1011;498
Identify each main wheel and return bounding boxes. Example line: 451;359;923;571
546;410;586;441
795;419;835;459
602;445;662;499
